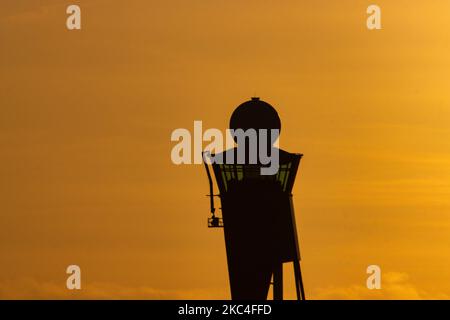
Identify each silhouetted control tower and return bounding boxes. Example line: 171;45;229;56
203;98;305;300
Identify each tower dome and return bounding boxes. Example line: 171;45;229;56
229;97;281;144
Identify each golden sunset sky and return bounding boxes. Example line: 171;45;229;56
1;0;450;299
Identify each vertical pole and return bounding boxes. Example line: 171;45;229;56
293;260;306;300
273;263;283;300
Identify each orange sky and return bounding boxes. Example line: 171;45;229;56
1;0;450;299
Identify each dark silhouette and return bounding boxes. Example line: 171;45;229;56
203;97;305;300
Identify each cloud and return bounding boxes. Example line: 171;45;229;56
313;272;450;300
0;278;227;300
2;272;447;300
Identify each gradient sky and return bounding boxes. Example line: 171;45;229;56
1;0;450;299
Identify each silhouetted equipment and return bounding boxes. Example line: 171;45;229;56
203;98;305;300
204;160;224;228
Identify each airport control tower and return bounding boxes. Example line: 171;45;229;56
203;98;305;300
